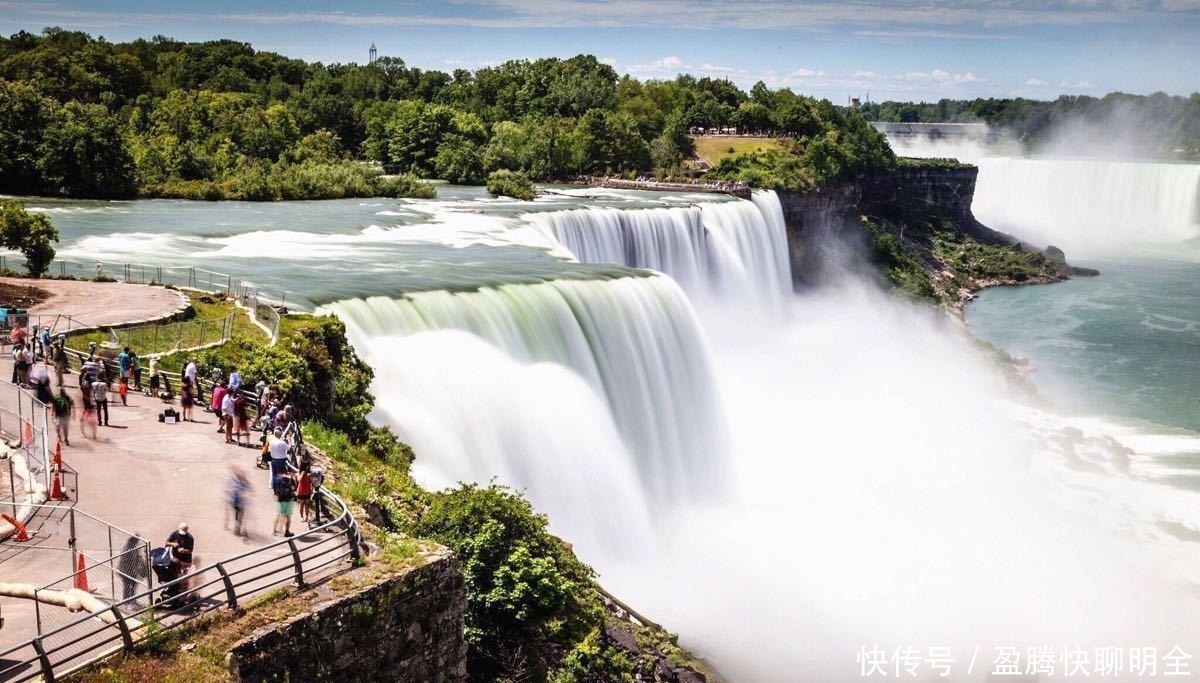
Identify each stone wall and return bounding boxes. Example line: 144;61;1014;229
227;551;467;683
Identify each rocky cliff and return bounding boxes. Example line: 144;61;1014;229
778;163;1096;306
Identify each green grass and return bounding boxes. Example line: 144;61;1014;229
691;136;784;166
67;292;265;362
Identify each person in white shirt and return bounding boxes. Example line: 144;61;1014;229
221;390;236;444
267;428;290;484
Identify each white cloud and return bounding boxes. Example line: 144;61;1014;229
788;68;827;78
599;57;619;67
1059;79;1096;89
628;55;684;73
1025;77;1047;85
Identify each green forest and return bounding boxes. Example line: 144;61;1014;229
859;93;1200;153
0;28;893;200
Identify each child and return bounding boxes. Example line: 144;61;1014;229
118;377;129;406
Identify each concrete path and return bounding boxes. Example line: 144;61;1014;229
0;277;187;329
0;280;315;657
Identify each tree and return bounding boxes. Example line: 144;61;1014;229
38;101;136;197
0;200;59;276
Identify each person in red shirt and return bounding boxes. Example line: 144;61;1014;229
295;464;314;522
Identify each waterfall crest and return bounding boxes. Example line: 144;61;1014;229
325;275;730;505
526;190;792;308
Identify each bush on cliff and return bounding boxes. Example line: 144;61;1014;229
194;314;376;440
406;483;623;681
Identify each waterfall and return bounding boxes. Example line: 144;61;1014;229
525;190;792;309
324;275;730;507
972;158;1200;252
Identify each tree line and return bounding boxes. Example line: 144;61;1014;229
0;28;895;199
859;93;1200;153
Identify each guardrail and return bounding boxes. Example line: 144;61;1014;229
0;426;363;683
3;256;286;345
0;380;51;492
103;312;235;355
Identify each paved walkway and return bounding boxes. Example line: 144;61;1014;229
0;277;187;329
0;281;299;655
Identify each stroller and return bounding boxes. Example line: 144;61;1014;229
149;547;195;610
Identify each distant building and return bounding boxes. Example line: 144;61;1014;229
369;43;377;65
872;121;993;142
850;97;861;109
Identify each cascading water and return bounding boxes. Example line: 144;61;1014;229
973;157;1200;253
526;190;792;309
882;134;1200;255
324;275;730;507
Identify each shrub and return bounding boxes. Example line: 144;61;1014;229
486;169;535;200
0;199;59;276
406;483;602;680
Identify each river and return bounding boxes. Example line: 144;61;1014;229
7;154;1200;680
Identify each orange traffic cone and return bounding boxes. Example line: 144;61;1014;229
53;441;63;470
1;513;30;542
74;553;89;591
50;471;67;501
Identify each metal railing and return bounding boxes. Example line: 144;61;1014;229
3;256;285;345
0;437;362;683
0;380;51;491
104;313;235;355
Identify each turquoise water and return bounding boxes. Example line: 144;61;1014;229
968;258;1200;434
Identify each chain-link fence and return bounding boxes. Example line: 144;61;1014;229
105;313;235;354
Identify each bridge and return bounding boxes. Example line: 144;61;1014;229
872;122;993;142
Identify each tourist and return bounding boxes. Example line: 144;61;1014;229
92;376;110;427
52;388;74;446
52;341;67;387
221;387;236;443
272;471;297;537
130;351;143;390
180;378;195;422
39;326;51;361
211;380;227;430
233;390;250;446
225;466;250;537
117;346;132;384
254;379;267;408
117;534;148;600
209;363;223;386
183;358;197;387
79;380;97;440
9;321;25;350
12;343;29;386
184;357;203;405
117;375;129;406
29;359;52;404
272;405;293;434
227;365;243;393
267;428;290;482
295;464;313;522
308;465;326;526
165;522;195;586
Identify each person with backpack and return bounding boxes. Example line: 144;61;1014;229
52;388;74;446
272;471;297;537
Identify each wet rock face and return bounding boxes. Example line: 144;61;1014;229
228;553;468;683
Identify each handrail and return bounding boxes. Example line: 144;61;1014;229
0;420;362;683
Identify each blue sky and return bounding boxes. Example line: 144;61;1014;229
3;1;1198;102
